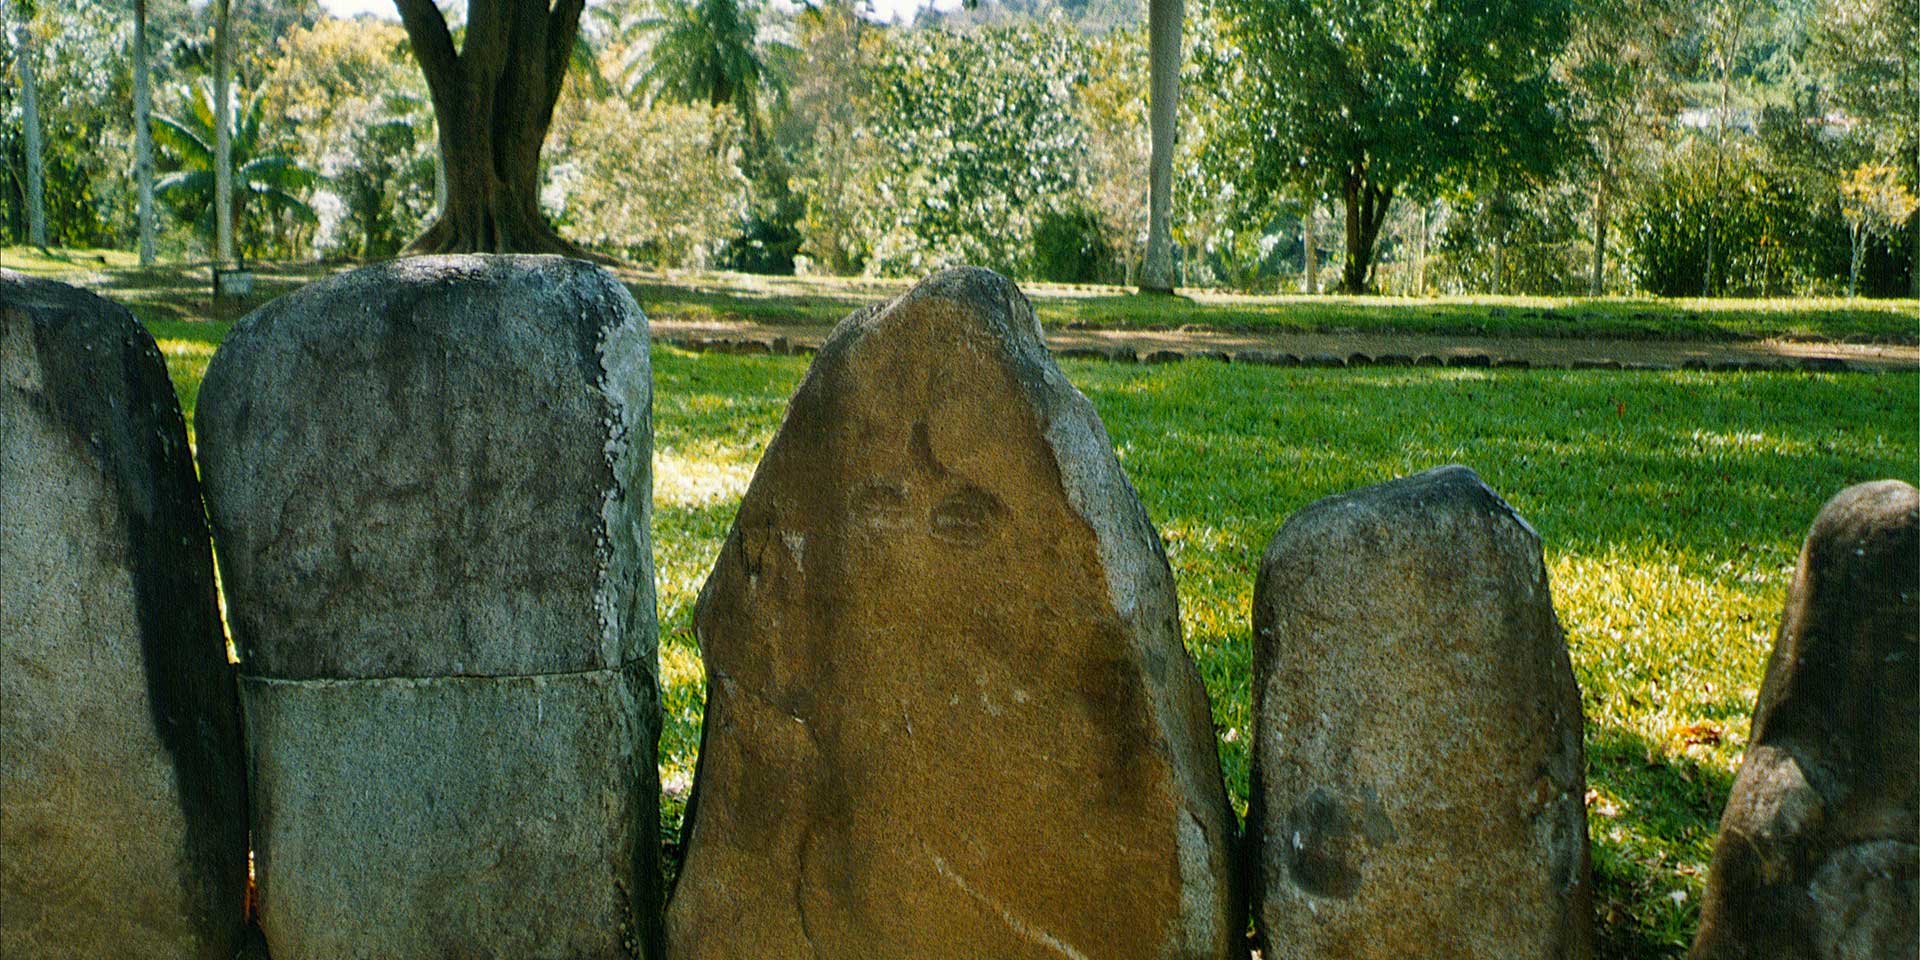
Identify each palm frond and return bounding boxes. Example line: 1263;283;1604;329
151;114;214;164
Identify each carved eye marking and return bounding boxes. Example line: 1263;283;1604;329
931;485;1006;546
856;479;911;530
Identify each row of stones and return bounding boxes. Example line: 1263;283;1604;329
3;262;1912;960
669;333;1876;373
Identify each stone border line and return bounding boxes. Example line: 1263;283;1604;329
655;331;1913;374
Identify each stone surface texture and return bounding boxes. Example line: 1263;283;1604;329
1690;480;1918;960
666;267;1243;960
1250;465;1593;959
1;271;249;959
196;255;660;960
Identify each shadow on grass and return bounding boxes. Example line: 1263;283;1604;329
1585;724;1736;960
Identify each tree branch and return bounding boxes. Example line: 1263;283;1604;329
547;0;587;92
394;0;461;105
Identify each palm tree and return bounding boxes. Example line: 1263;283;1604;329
631;0;766;121
153;80;317;266
7;0;48;246
213;0;233;267
1140;0;1183;294
134;0;157;265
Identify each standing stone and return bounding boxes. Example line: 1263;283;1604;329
666;267;1243;960
1249;465;1592;959
1;273;248;959
1691;480;1918;960
195;256;660;960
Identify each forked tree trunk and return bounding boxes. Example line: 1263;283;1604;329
135;0;157;266
1139;0;1182;294
394;0;606;260
1340;169;1392;293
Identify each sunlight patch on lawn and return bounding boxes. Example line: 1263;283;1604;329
654;449;756;508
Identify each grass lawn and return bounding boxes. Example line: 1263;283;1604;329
132;304;1917;957
21;247;1914;956
8;245;1918;343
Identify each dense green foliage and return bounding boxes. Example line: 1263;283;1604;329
3;0;1916;294
152;80;318;263
1208;0;1572;291
1629;140;1846;296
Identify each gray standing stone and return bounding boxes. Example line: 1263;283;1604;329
1;272;248;959
195;256;660;960
1249;465;1592;959
1691;480;1918;960
666;267;1244;960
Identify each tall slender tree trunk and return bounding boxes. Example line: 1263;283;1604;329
1590;175;1609;297
14;16;47;247
1301;200;1317;294
135;0;157;266
213;0;235;267
1910;209;1919;299
1848;223;1864;297
1416;202;1429;294
1139;0;1182;294
395;0;604;259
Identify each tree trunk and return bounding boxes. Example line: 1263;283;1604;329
395;0;607;260
1139;0;1182;294
1301;200;1317;294
1589;174;1609;297
15;17;46;247
1910;209;1919;299
1340;169;1392;293
432;143;448;219
1489;186;1508;295
1416;202;1428;294
213;0;235;267
1849;223;1864;297
135;0;157;266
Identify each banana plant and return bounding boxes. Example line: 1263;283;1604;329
153;79;317;266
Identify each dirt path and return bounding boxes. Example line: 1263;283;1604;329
652;318;1920;373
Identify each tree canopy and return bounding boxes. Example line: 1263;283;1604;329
1213;0;1572;290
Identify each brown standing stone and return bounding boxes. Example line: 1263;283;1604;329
1691;480;1918;960
1;272;248;959
196;256;660;960
1249;465;1592;959
666;267;1243;960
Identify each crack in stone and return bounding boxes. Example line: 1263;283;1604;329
926;849;1089;960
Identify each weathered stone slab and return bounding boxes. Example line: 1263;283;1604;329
1691;480;1918;960
667;267;1243;960
1250;465;1592;959
1;272;248;959
196;256;654;680
240;666;657;959
196;255;661;960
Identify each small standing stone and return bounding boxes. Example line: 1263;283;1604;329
1691;480;1918;960
196;256;661;960
1;272;249;959
666;267;1244;960
1249;465;1593;958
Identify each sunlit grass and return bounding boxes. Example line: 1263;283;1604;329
11;246;1917;343
649;350;1914;958
126;298;1916;959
